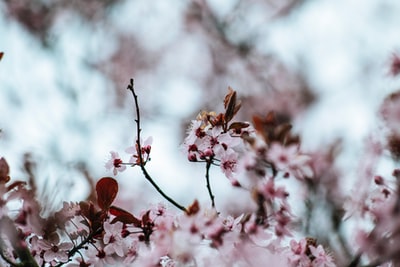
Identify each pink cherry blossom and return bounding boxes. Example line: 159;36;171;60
267;143;313;179
309;245;335;267
220;150;238;179
105;151;126;175
287;239;312;266
36;235;73;263
184;119;205;145
84;247;116;267
125;136;153;165
103;221;126;257
258;177;289;201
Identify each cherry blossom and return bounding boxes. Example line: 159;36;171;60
219;150;238;179
36;235;73;263
103;221;126;257
309;245;335;267
287;239;312;266
13;81;400;266
267;143;313;179
84;248;116;267
125;136;153;165
105;151;126;175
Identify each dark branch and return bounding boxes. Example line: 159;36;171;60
127;79;187;212
205;159;215;208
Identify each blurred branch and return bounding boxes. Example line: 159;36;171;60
270;0;307;19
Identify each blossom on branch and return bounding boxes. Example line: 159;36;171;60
103;221;126;257
125;136;153;165
105;151;126;175
35;235;73;263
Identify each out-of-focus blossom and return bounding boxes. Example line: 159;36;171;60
267;143;313;179
389;53;400;77
309;245;335;267
380;91;400;131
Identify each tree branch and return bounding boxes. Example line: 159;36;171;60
127;79;187;212
205;159;215;208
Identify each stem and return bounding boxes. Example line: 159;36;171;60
127;79;187;212
205;159;215;208
54;227;102;267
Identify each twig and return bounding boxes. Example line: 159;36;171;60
54;228;100;267
205;159;215;208
126;79;187;212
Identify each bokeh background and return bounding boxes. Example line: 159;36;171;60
1;0;400;215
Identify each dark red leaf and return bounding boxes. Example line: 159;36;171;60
96;177;118;210
228;122;250;131
0;52;3;61
186;199;200;216
223;87;235;110
0;157;10;183
224;87;240;123
110;206;141;226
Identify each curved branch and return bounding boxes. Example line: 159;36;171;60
127;79;187;212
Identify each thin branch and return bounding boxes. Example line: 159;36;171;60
126;79;187;212
270;0;306;19
54;226;103;267
205;159;215;208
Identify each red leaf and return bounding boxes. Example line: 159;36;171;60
110;206;141;226
223;87;240;123
228;122;250;131
186;199;200;216
0;52;3;61
96;177;118;210
0;157;10;183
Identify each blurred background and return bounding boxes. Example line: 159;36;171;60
1;0;400;217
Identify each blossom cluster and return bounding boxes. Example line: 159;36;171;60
0;171;334;267
1;75;400;266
